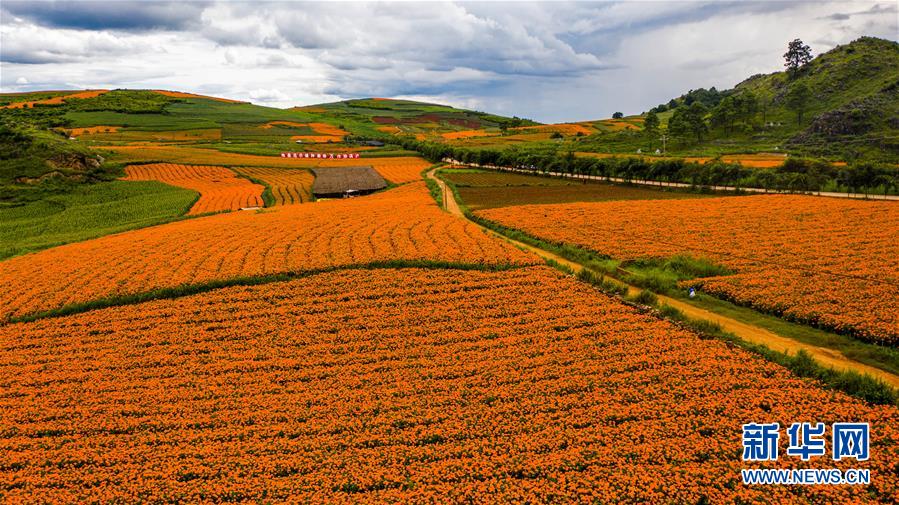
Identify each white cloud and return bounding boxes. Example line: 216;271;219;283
248;88;290;103
15;77;28;84
0;18;144;64
0;1;895;121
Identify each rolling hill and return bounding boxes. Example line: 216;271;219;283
641;36;899;160
1;36;896;209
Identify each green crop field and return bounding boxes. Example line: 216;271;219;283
0;180;197;259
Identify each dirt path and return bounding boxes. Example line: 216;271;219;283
425;168;899;389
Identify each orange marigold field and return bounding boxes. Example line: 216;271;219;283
260;121;308;129
0;182;533;321
97;145;429;182
441;129;498;140
64;125;120;137
122;163;264;215
479;195;899;344
510;123;595;136
233;167;315;205
318;156;431;184
0;89;108;109
307;122;348;137
720;153;788;168
1;267;896;503
290;122;349;143
376;125;403;134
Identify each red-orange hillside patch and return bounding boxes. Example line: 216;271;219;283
1;89;109;109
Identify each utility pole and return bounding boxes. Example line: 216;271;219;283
659;134;668;155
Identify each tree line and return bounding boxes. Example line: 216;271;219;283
355;134;898;196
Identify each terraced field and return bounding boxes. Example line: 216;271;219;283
101;146;430;184
122;163;264;214
234;167;315;205
0;182;535;321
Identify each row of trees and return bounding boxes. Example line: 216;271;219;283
378;134;897;196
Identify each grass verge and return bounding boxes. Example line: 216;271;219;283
675;292;899;376
576;268;897;406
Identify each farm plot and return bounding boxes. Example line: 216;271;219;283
0;89;108;109
122;163;264;215
322;156;431;184
0;182;535;321
97;145;430;182
291;122;349;143
441;129;499;140
442;169;719;210
223;122;313;141
0;181;197;260
478;195;899;345
78;128;222;143
234;167;315;205
1;267;896;503
64;125;120;137
509;122;596;136
312;166;386;198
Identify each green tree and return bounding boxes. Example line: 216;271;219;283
757;89;774;124
643;110;660;149
686;102;709;142
612;112;624;119
786;82;811;125
710;97;737;136
667;108;689;144
784;38;812;78
738;90;758;124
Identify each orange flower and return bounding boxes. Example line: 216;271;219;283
0;182;535;321
479;195;899;344
121;163;265;215
0;266;895;502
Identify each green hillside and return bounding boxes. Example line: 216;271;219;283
0;91;534;201
629;36;898;161
296;98;539;138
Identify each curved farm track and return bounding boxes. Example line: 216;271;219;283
425;168;899;389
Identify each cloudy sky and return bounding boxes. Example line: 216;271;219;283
1;1;896;122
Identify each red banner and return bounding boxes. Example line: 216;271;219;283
280;152;361;159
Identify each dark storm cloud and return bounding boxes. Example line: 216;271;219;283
3;0;207;31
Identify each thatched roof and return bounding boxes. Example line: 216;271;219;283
312;166;387;196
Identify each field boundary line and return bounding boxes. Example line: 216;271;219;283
4;260;530;325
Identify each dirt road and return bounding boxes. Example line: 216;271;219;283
425;168;899;389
